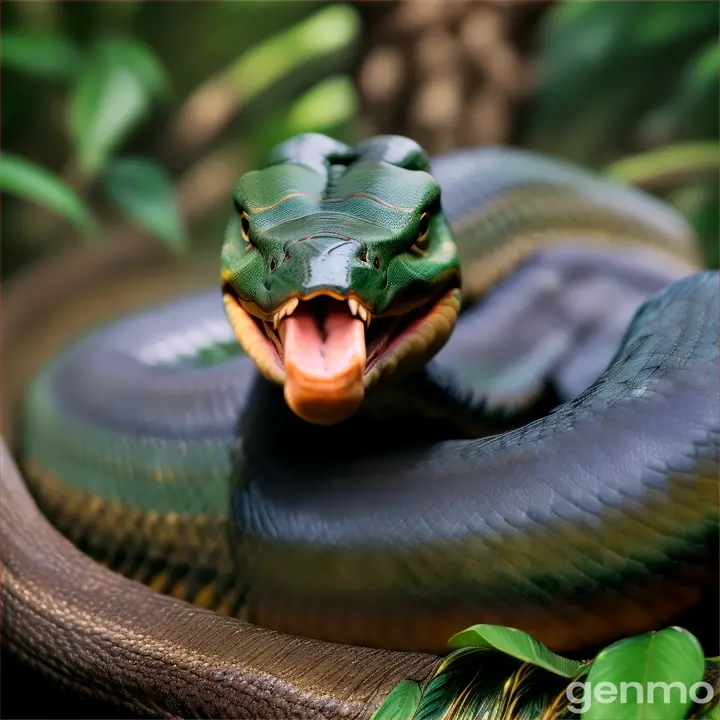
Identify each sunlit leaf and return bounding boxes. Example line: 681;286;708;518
105;157;186;250
70;39;168;177
0;32;84;81
0;153;94;234
605;142;720;189
285;76;357;134
583;627;705;720
165;3;359;172
226;4;359;103
674;40;720;108
369;680;422;720
540;0;595;35
447;624;585;679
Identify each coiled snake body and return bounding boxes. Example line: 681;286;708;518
1;134;718;718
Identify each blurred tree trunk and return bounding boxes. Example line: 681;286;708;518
351;0;553;154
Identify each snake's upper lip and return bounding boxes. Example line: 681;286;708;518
271;294;371;330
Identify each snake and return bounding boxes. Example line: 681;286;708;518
1;133;718;719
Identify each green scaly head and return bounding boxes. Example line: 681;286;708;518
221;133;462;424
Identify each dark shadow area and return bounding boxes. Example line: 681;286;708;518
1;650;137;720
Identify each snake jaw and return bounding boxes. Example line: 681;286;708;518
223;291;286;385
223;287;461;424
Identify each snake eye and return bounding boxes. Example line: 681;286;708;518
417;212;430;239
240;212;251;243
234;199;252;246
411;211;431;255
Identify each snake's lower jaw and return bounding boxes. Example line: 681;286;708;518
363;287;462;392
223;291;286;385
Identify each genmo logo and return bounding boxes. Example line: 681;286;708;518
566;680;715;714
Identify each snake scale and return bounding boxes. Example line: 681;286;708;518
1;134;718;719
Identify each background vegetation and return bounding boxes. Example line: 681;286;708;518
2;0;718;282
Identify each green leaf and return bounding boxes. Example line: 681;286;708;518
0;153;94;234
697;703;719;720
105;157;186;250
694;657;720;718
70;39;167;177
605;142;720;189
648;41;720;142
541;0;595;35
0;32;84;81
225;4;359;104
666;181;719;268
447;624;584;678
414;647;573;720
537;3;644;89
692;190;720;269
692;43;720;89
582;627;705;720
673;41;720;115
369;680;421;720
285;76;357;135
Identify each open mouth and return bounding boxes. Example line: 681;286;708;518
223;288;460;424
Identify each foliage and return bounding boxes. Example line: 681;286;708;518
370;680;422;720
1;28;179;255
447;624;584;678
0;153;95;235
605;142;720;190
2;0;717;275
3;0;717;277
104;157;187;250
372;625;717;720
69;38;168;177
1;31;84;80
1;2;360;275
412;647;574;720
583;628;705;720
525;0;717;163
523;0;719;266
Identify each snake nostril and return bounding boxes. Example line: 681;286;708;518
284;251;291;262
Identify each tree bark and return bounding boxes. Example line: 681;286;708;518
351;0;553;154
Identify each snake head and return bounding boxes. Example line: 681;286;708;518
221;133;462;425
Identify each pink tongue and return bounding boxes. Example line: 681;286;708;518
282;303;366;425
